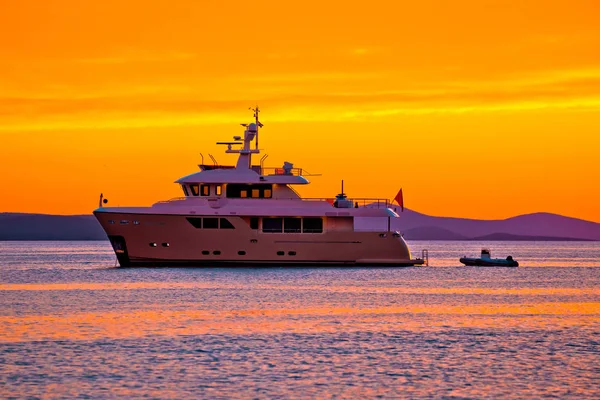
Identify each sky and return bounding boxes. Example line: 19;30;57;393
1;0;599;221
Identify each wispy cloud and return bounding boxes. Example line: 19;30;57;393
1;68;599;131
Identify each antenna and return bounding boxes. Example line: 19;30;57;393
341;179;344;195
249;106;263;150
208;153;218;167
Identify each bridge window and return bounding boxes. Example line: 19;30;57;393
303;217;323;233
263;217;283;233
190;184;199;196
182;185;189;196
284;217;301;233
226;184;273;199
201;184;210;196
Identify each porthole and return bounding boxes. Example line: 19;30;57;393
120;220;129;225
149;242;157;247
288;251;296;256
202;250;210;255
238;251;246;256
162;243;169;247
277;251;285;256
133;221;140;225
108;220;115;224
213;250;221;255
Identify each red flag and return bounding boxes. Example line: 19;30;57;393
325;198;335;205
394;188;404;212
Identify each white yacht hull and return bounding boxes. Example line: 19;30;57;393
94;211;423;267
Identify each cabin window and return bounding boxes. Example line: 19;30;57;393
264;189;272;198
240;190;248;198
213;250;221;255
263;217;283;233
220;218;235;229
250;217;259;230
252;189;260;198
202;250;210;255
190;184;200;196
182;185;189;196
277;251;285;256
216;185;222;196
303;217;323;233
203;218;218;229
201;184;210;196
284;217;301;233
120;220;129;225
288;251;296;256
238;251;246;255
186;217;203;228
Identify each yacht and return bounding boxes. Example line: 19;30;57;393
94;108;425;267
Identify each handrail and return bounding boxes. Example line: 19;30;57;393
153;196;394;208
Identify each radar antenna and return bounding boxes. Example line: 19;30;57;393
249;106;263;150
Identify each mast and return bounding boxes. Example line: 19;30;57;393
249;106;263;150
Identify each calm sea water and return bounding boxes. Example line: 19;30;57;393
1;240;599;398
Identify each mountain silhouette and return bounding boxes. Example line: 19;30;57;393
1;210;599;241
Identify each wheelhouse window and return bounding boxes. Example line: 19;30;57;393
182;185;189;196
262;217;283;233
303;217;323;233
216;185;222;196
190;184;200;196
284;217;301;233
201;184;210;196
226;184;273;199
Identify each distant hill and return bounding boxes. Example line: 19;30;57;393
1;210;599;241
468;232;596;241
0;213;106;240
359;208;600;241
402;226;467;240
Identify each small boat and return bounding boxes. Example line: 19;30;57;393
459;249;519;267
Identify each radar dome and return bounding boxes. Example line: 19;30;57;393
248;123;257;131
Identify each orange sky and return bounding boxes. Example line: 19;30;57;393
1;0;599;221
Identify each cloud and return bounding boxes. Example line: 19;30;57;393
1;68;600;131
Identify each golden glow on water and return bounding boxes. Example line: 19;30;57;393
2;302;599;342
2;282;600;296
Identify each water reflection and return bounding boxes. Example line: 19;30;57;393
1;241;600;398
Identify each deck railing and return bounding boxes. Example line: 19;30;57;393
154;196;393;209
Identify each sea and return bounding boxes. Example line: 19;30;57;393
1;240;599;399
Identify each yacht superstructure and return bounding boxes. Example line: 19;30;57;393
94;108;424;267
